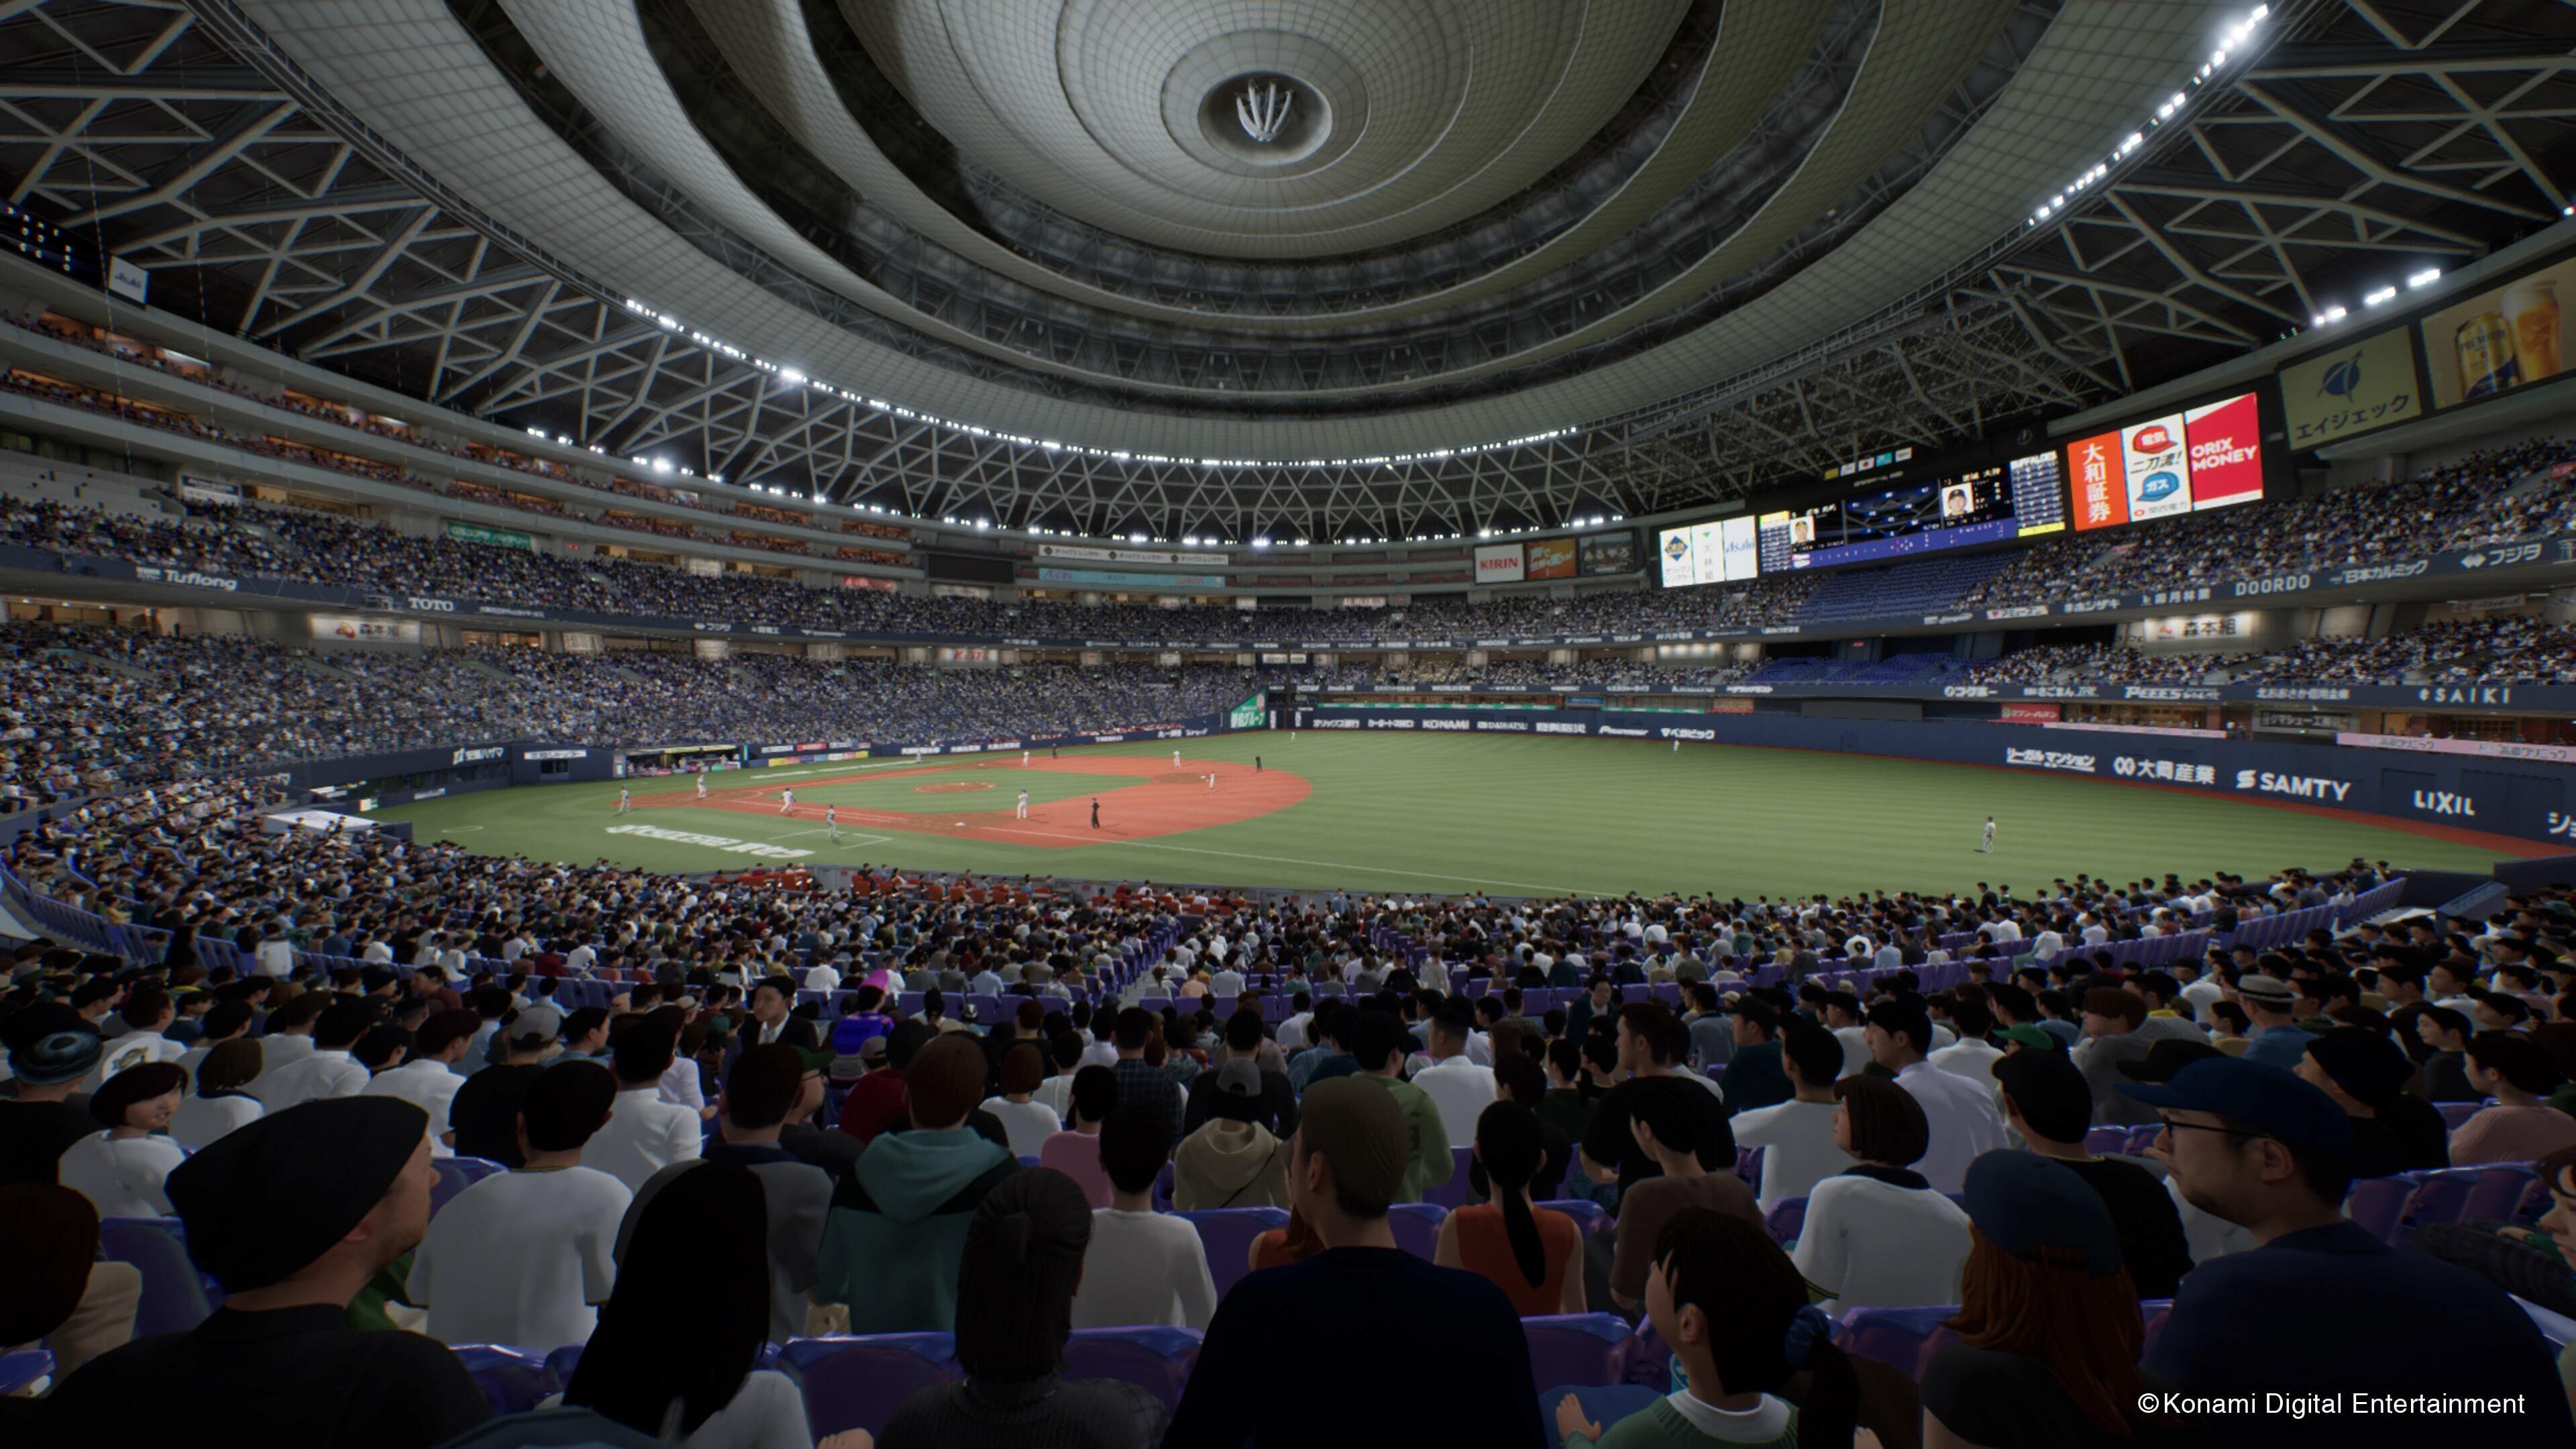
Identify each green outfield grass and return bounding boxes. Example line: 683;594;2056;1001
369;733;2520;898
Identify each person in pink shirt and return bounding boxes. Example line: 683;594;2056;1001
1036;1065;1119;1208
2450;1032;2576;1166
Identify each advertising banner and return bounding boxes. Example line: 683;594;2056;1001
2000;702;2062;722
445;520;535;551
2120;414;2192;523
1527;537;1578;580
1473;543;1526;585
1036;544;1220;567
2420;254;2576;409
2278;325;2421;448
2182;394;2265;510
2067;429;2127;531
1576;531;1634;576
1035;568;1227;588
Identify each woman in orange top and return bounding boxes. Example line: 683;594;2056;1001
1436;1100;1585;1314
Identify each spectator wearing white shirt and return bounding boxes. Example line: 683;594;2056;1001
580;1027;704;1194
363;1008;477;1153
255;1001;376;1111
1411;1009;1499;1149
82;987;187;1091
1821;994;1872;1078
176;1000;255;1085
1925;999;2004;1091
981;1042;1067;1159
1867;1000;2008;1195
1728;1022;1856;1210
254;926;295;979
411;1059;631;1350
170;1038;266;1152
1790;1077;1973;1313
1031;1033;1083;1121
802;961;841;994
1070;1102;1217;1330
58;1062;191;1220
244;990;329;1099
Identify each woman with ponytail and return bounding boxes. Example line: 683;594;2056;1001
1921;1151;2148;1448
1436;1099;1584;1313
877;1167;1167;1449
1556;1207;1866;1448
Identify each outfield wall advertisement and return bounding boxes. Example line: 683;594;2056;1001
1303;706;2576;844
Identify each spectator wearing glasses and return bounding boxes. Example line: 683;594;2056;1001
2122;1057;2573;1448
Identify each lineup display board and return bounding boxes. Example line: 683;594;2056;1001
1655;515;1759;588
1755;462;2043;573
2065;390;2266;532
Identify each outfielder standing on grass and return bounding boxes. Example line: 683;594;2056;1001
1981;815;1996;853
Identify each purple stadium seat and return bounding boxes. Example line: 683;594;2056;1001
1388;1202;1447;1259
97;1216;221;1337
542;1343;584;1387
1422;1146;1475;1210
0;1348;54;1397
1064;1326;1201;1407
2438;1102;2485;1132
1833;1305;1959;1376
1735;1147;1763;1188
432;1156;507;1217
1522;1313;1633;1389
2398;1169;2477;1242
2082;1127;2129;1155
2344;1176;2414;1246
1177;1207;1289;1298
2139;1299;2174;1357
1538;1199;1611;1236
1763;1197;1806;1246
783;1336;961;1439
2121;1125;2163;1156
451;1345;557;1417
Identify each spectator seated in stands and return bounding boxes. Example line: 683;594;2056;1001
877;1169;1169;1449
2123;1058;2575;1447
1920;1151;2153;1448
0;1006;105;1185
2296;1027;2448;1177
1070;1101;1219;1330
411;1060;628;1350
1609;1081;1763;1313
1349;1008;1454;1203
1728;1020;1856;1211
578;1024;702;1194
56;1061;186;1220
564;1159;860;1446
256;1000;376;1110
814;1033;1018;1332
358;1008;475;1152
979;1042;1063;1159
1991;1049;2194;1299
1554;1208;1869;1449
2450;1030;2576;1165
0;1183;140;1381
1183;1008;1299;1138
619;1042;831;1346
1164;1077;1544;1444
1435;1099;1584;1315
40;1097;489;1448
1171;1058;1293;1210
1790;1077;1972;1313
1039;1063;1121;1208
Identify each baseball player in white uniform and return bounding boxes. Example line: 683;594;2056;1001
779;788;796;816
1016;790;1030;819
826;804;841;840
1980;816;1996;853
1172;749;1182;768
1022;749;1030;767
616;786;630;813
696;771;708;800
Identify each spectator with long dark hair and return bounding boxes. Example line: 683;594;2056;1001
877;1168;1167;1448
1791;1077;1971;1313
1921;1151;2147;1447
563;1161;859;1446
1556;1208;1864;1448
1436;1099;1583;1313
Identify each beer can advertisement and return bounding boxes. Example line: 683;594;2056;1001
2119;413;2192;523
2418;254;2576;409
2276;324;2420;448
2181;392;2264;511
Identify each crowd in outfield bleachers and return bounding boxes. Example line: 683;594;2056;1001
2;785;2575;1447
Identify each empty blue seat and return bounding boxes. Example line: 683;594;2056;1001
98;1216;220;1336
1176;1206;1289;1298
1422;1146;1475;1210
1064;1326;1200;1408
451;1344;557;1417
1387;1202;1447;1260
0;1348;54;1397
1763;1197;1806;1246
2344;1176;2414;1246
433;1156;508;1217
1521;1313;1632;1389
782;1335;960;1439
1537;1199;1611;1236
2461;1164;2538;1222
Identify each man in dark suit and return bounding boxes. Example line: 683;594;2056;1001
747;977;821;1051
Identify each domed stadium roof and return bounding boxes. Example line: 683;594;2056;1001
6;0;2573;539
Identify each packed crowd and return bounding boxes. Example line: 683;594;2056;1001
1;803;2573;1447
0;619;1260;808
1954;614;2576;688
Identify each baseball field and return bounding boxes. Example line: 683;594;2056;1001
362;732;2539;899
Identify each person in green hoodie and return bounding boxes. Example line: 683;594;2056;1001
812;1033;1016;1332
1350;1009;1454;1205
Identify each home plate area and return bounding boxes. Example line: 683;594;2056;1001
638;756;1310;847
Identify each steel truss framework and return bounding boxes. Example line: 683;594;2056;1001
1;0;2572;544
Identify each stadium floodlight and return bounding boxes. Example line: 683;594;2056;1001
2323;305;2347;321
2407;269;2441;288
2364;286;2396;307
1252;538;1270;548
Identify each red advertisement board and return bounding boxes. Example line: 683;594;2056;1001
2065;429;2129;531
2183;393;2264;511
